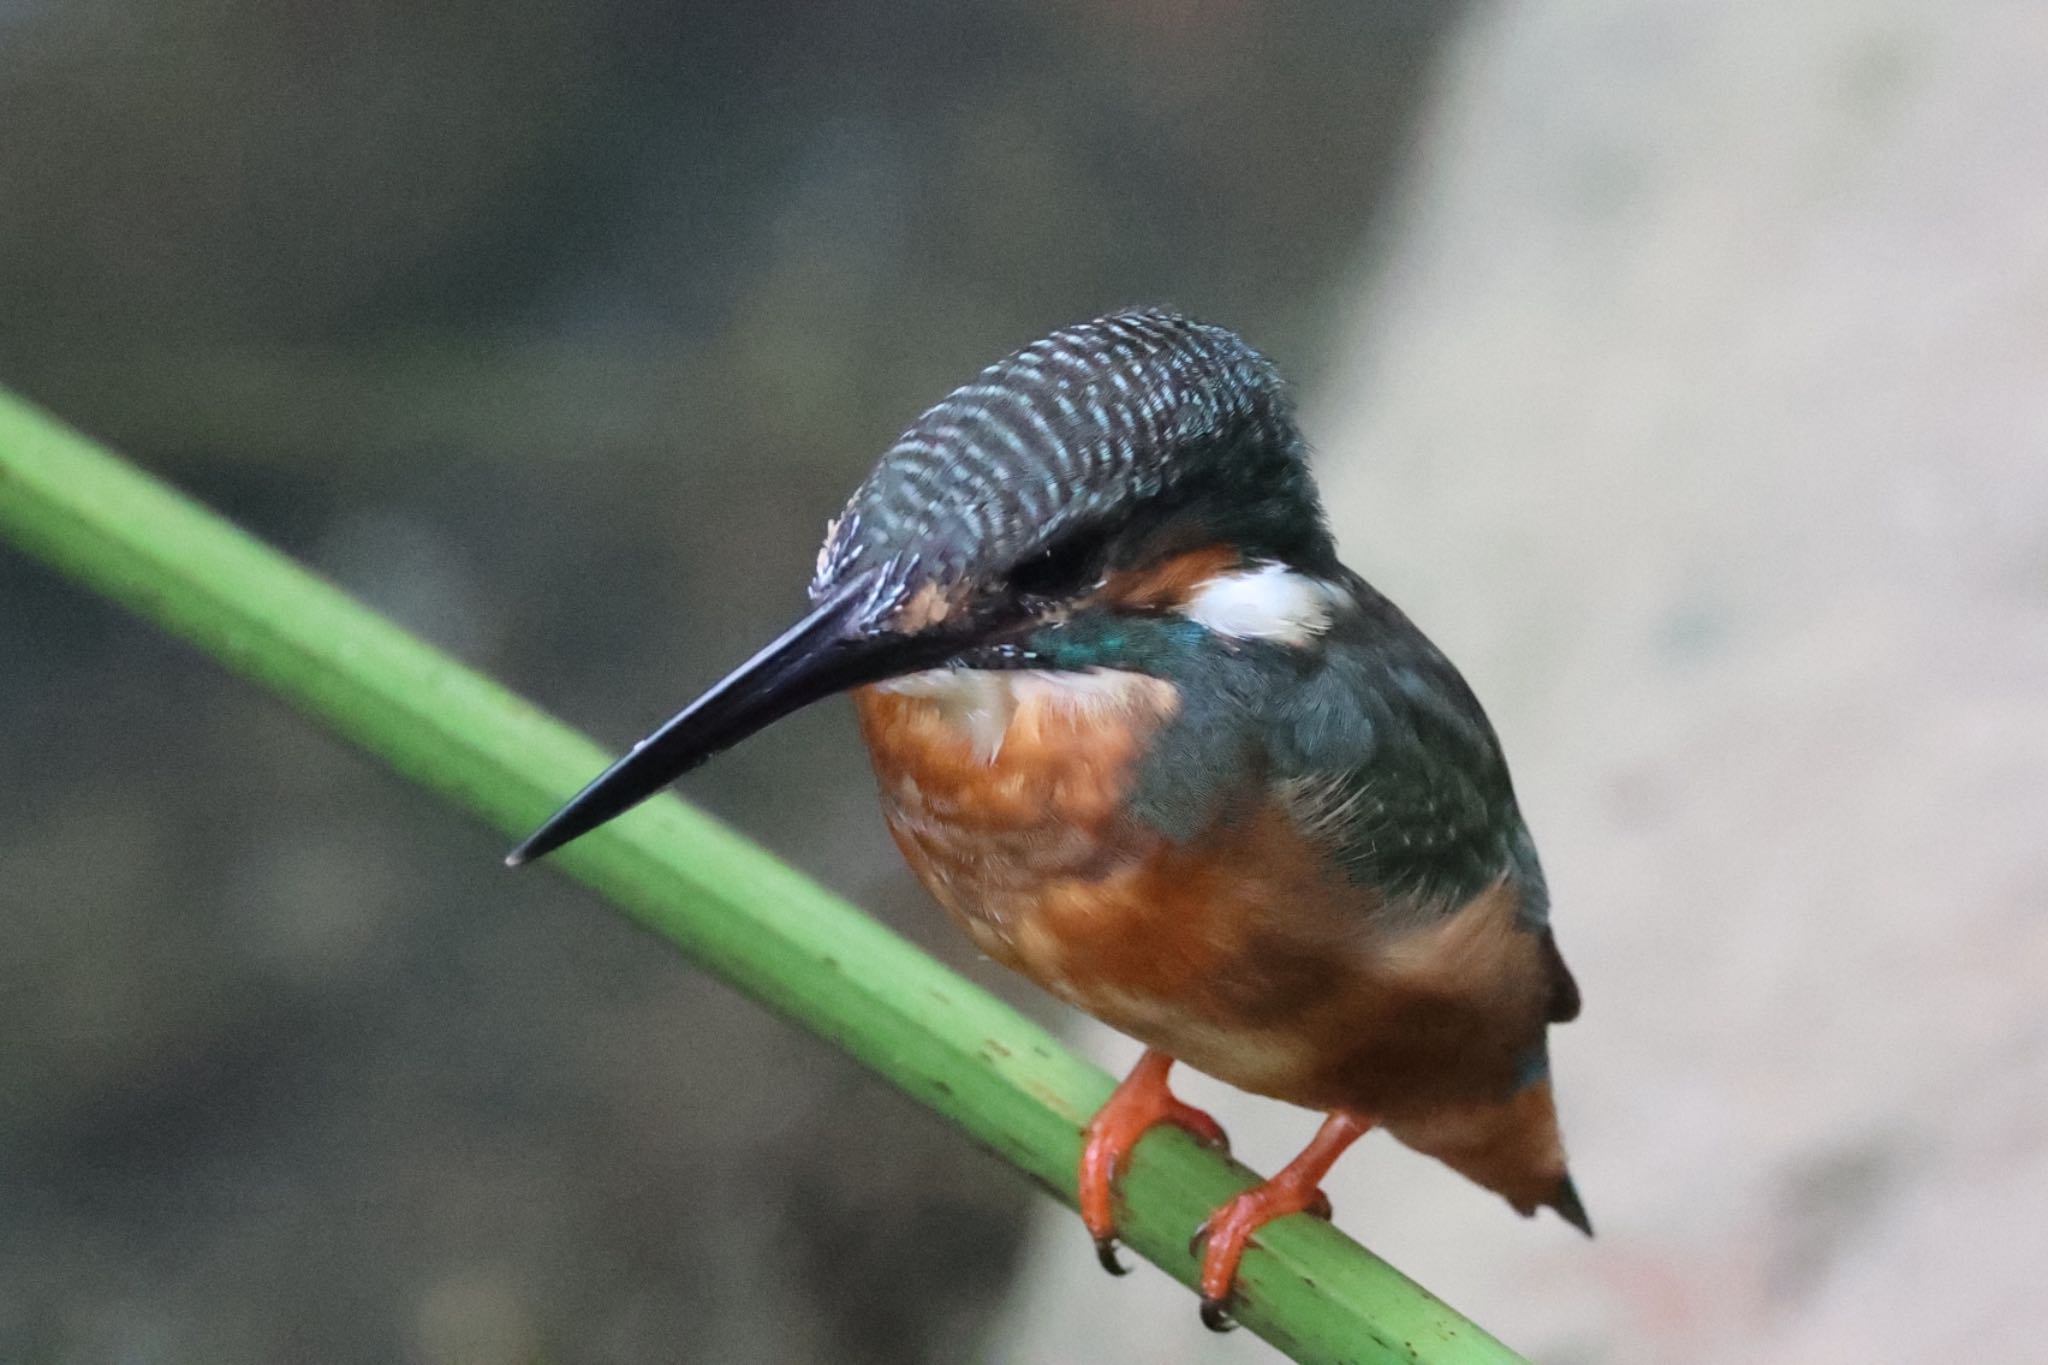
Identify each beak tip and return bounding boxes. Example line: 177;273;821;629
506;818;577;868
501;574;911;876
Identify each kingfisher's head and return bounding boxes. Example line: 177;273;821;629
509;308;1337;865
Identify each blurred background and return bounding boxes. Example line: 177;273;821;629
3;1;2044;1361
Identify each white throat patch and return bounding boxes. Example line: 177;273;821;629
1179;563;1342;645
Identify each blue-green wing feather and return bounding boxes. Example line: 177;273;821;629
1029;577;1580;1025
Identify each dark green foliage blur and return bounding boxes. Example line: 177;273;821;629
0;3;1459;1359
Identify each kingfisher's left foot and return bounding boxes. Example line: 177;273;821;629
1189;1111;1372;1331
1079;1049;1228;1274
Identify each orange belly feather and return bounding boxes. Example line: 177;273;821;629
854;672;1559;1130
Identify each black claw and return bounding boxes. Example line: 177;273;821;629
1094;1235;1130;1276
1199;1296;1238;1333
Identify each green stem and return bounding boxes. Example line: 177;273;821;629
0;388;1526;1365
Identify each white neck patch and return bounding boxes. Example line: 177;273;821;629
1178;562;1342;645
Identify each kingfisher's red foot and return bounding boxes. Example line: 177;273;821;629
1080;1049;1228;1274
1191;1111;1373;1331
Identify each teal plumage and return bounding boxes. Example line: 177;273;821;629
1011;578;1559;931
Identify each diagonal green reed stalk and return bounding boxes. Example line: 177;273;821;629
0;387;1527;1365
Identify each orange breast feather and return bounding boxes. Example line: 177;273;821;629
855;672;1561;1120
858;670;1364;1101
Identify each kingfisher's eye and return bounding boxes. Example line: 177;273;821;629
1006;535;1102;602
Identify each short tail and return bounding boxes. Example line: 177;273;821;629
1385;1079;1593;1236
1548;1171;1593;1236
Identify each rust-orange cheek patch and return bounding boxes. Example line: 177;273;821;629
1092;543;1242;612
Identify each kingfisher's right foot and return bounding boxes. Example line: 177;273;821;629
1078;1049;1229;1273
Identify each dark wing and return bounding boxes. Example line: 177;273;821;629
1270;614;1580;1023
1270;594;1524;905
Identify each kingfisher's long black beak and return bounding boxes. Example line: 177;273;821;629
506;574;948;867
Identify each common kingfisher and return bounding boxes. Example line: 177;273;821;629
509;308;1589;1328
